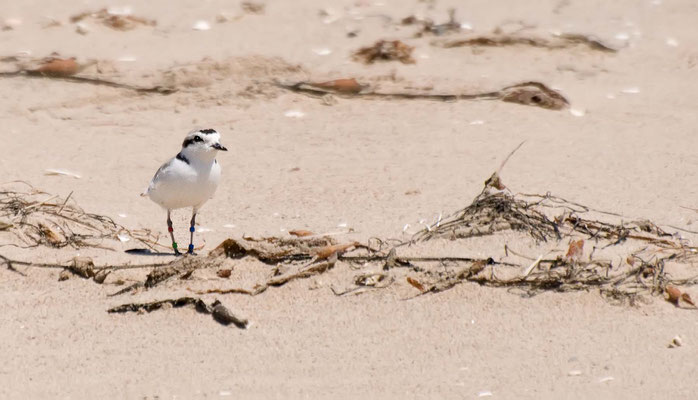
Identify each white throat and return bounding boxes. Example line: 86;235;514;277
180;146;217;165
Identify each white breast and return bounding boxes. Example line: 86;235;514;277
145;158;221;211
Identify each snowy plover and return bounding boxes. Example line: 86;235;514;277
142;128;227;255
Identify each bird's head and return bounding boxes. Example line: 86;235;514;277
180;128;227;161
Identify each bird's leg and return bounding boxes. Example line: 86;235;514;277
167;210;181;256
187;211;197;255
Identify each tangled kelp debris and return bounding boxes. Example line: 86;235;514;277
404;171;698;304
413;170;681;246
4;165;698;308
0;182;158;250
413;174;559;242
105;235;363;297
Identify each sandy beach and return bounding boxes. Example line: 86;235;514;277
1;0;698;398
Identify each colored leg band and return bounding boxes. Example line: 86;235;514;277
190;226;195;233
172;242;178;249
168;226;173;233
188;244;194;252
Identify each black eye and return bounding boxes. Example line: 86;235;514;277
194;136;203;142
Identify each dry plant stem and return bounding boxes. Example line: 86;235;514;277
0;254;27;275
331;277;394;296
0;254;175;272
497;141;526;174
191;286;267;296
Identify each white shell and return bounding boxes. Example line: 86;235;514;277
107;6;132;16
76;22;90;35
312;47;332;56
44;169;82;179
569;108;585;117
192;20;211;31
284;110;305;118
621;87;640;94
3;18;22;30
668;335;683;348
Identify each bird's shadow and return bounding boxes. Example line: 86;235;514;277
125;248;180;257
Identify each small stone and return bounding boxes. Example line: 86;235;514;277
93;269;111;284
668;335;683;348
58;269;71;281
75;22;90;35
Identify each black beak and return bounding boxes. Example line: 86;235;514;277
212;143;228;151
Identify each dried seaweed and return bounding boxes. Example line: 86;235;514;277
433;33;618;53
403;172;698;303
277;81;568;110
0;70;176;94
413;177;560;242
241;2;265;14
402;9;463;37
353;40;416;64
108;297;248;328
70;9;156;31
0;183;159;250
209;235;337;264
4;167;698;308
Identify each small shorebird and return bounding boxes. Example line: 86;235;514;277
142;128;227;255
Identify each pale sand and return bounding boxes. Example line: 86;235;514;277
1;0;698;398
